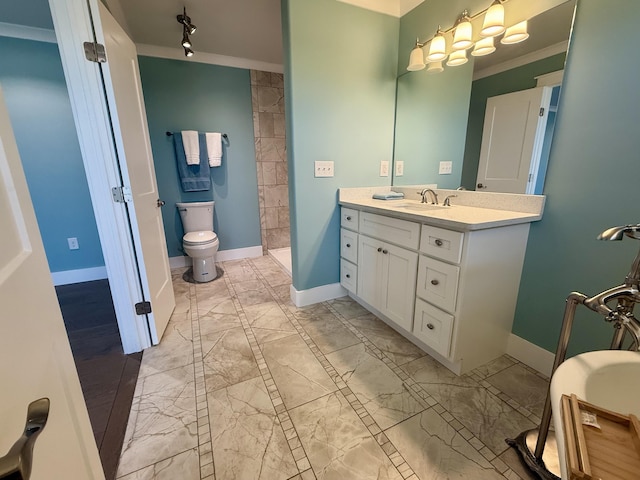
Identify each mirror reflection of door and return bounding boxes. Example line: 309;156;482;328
476;85;559;194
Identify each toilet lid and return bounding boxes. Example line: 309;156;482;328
183;231;217;245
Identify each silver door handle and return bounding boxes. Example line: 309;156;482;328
0;398;50;480
157;199;166;207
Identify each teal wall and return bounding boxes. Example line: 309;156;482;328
393;0;485;187
460;53;567;189
0;37;104;273
282;0;399;290
513;0;640;356
138;57;261;258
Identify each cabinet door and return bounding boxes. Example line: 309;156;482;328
380;243;418;331
357;235;382;307
341;228;358;264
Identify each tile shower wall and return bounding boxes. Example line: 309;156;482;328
251;70;290;253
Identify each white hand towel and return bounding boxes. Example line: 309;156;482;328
206;132;222;167
181;130;200;165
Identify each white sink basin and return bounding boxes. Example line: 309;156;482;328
394;201;450;212
550;350;640;479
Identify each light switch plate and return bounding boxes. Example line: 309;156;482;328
67;237;79;250
314;161;334;177
395;161;404;176
439;161;452;175
380;161;389;177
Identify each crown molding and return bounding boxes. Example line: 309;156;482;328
473;41;569;80
136;44;283;73
0;22;56;43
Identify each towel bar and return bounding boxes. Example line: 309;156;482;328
166;131;228;140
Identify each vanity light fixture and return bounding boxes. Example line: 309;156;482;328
480;0;506;37
406;0;532;74
501;20;529;44
407;39;426;71
446;49;468;67
452;11;473;50
471;36;496;56
177;7;197;57
426;27;447;62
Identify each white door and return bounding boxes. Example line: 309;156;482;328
380;244;418;331
357;235;383;308
0;88;104;479
476;87;552;193
95;3;175;343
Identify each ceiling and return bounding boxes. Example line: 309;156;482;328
0;0;575;73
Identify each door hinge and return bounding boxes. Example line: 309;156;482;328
83;41;107;63
135;301;152;315
539;107;545;117
528;173;534;182
111;186;132;203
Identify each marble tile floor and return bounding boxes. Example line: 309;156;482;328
116;255;548;480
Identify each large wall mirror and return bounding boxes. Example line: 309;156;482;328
392;0;577;194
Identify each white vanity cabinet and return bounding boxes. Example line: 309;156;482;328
339;204;533;375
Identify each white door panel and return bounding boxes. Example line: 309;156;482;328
476;87;552;193
0;87;104;478
96;3;175;343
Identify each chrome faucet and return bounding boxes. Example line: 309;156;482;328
418;188;438;205
443;194;457;206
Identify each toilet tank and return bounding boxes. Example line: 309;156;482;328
176;201;215;233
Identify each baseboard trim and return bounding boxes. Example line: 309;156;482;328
51;266;108;286
506;334;555;377
290;282;347;308
169;245;264;270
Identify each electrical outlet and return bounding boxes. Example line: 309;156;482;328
314;161;334;177
395;160;404;177
439;161;453;175
380;161;389;177
67;237;79;250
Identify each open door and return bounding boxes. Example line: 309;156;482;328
49;0;174;349
95;2;175;343
476;87;552;193
0;87;104;478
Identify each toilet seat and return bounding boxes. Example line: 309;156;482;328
183;231;218;246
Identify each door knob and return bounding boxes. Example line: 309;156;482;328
377;247;382;252
0;398;50;480
477;183;487;189
426;323;435;330
346;243;351;248
431;279;440;286
157;199;166;207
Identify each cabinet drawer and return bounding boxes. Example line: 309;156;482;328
416;256;460;313
340;259;357;293
341;208;359;230
359;212;420;250
340;228;358;264
413;298;454;357
420;225;464;264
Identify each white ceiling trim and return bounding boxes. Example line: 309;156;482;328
136;44;284;74
473;41;569;80
336;0;425;17
0;22;56;43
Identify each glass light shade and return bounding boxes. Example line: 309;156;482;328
452;19;473;50
426;32;447;62
446;49;468;67
501;21;529;44
481;1;505;37
426;61;444;74
407;46;426;71
471;37;496;56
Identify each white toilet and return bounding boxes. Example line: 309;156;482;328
177;201;220;282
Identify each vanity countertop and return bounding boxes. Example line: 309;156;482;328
339;187;545;231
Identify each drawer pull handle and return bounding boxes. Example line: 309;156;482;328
431;279;439;286
346;216;352;221
346;243;351;248
435;239;443;247
427;323;435;330
345;274;351;279
377;247;382;252
382;249;388;254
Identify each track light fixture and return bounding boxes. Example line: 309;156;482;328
177;7;197;57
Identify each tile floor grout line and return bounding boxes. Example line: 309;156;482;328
247;261;420;480
222;266;314;476
192;279;216;480
322;299;525;480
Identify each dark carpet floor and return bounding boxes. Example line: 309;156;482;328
56;279;141;480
